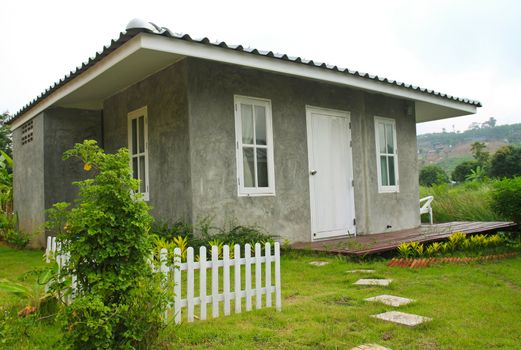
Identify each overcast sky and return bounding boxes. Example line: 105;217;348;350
1;0;520;134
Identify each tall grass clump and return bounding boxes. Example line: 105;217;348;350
420;181;504;223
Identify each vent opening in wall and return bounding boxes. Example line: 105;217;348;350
21;120;33;145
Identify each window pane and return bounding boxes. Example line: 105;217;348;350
378;123;386;154
256;148;268;187
388;156;396;186
255;106;267;145
139;116;145;154
139;155;146;193
386;124;394;154
380;155;389;186
242;147;255;187
132;157;138;180
131;119;137;155
241;104;254;144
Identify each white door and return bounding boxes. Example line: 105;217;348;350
306;106;356;240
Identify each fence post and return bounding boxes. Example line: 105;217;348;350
186;247;195;322
45;236;52;263
265;242;272;307
274;242;282;312
234;244;241;314
199;246;207;321
245;243;252;311
173;247;182;324
211;245;219;318
255;243;262;310
223;245;231;316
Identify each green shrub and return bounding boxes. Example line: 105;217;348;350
4;229;32;249
452;160;479;182
50;140;166;349
419;165;449;187
492;177;521;224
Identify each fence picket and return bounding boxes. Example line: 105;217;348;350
211;245;219;318
187;247;195;322
265;242;272;307
223;245;231;316
234;244;241;314
245;243;252;311
173;247;182;324
199;246;207;321
45;238;282;324
255;243;262;310
275;242;282;312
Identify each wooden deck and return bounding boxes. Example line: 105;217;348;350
292;221;518;256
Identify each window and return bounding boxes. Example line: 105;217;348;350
374;116;399;193
128;106;149;200
234;95;275;196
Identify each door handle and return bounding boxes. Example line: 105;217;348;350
310;170;317;175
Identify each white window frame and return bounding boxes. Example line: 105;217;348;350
374;116;399;193
127;106;150;201
234;95;276;196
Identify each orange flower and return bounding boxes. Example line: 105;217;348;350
83;163;92;171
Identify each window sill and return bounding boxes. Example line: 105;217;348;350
238;192;276;197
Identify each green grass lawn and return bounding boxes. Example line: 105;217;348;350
2;246;521;349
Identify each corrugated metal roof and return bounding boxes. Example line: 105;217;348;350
8;22;482;124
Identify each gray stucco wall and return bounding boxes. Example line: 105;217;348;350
13;108;102;247
13;113;45;247
43;108;102;210
103;60;192;223
185;58;419;241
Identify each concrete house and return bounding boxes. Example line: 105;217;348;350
8;20;480;247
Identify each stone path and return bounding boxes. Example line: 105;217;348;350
351;344;391;350
347;269;375;273
353;278;392;286
365;294;414;307
309;261;329;266
371;311;432;326
351;268;432;331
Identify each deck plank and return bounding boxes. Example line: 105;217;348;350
292;221;517;256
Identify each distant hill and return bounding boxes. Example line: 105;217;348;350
417;123;521;174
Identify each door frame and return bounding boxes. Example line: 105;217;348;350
305;105;356;241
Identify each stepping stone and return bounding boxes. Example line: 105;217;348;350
351;344;392;350
353;278;392;286
371;311;432;326
347;269;375;273
365;294;414;307
309;261;329;266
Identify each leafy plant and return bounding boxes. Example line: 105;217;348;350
4;229;32;249
397;242;412;258
425;242;442;256
48;140;167;349
465;166;486;182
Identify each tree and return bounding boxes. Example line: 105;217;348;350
481;117;497;128
50;140;166;349
488;145;521;178
468;122;481;130
0;112;12;156
470;141;489;164
419;165;449;187
451;160;479;182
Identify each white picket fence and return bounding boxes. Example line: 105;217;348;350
45;237;282;324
